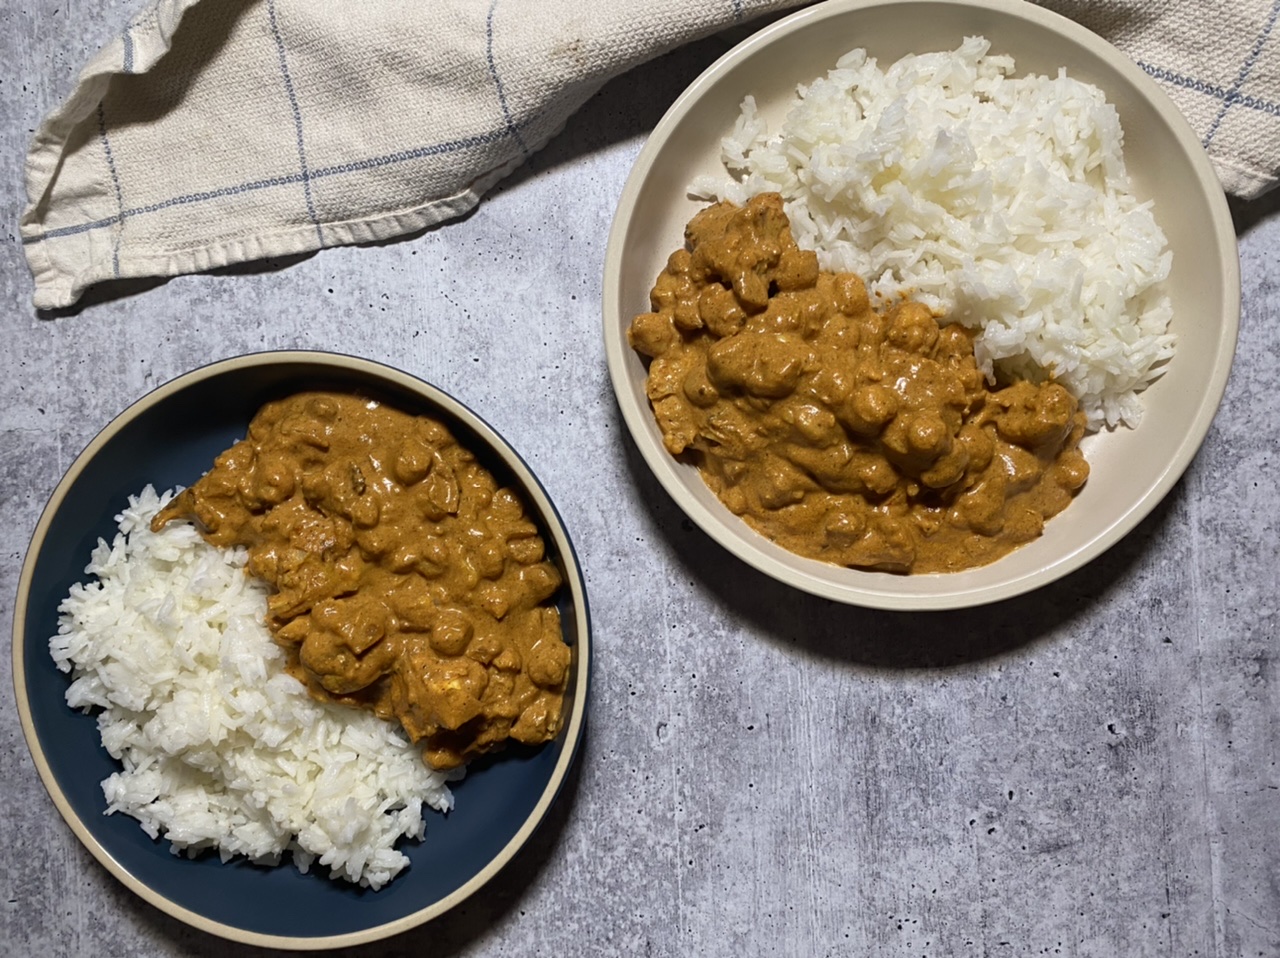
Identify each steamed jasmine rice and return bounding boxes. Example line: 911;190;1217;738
693;36;1174;429
48;485;456;890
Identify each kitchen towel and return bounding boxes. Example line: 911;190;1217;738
20;0;1280;309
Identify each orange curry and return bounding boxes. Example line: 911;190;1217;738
154;392;570;769
628;193;1089;573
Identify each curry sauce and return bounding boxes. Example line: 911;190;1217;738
153;392;570;769
628;193;1089;573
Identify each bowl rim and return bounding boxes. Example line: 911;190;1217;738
11;349;593;949
602;0;1241;610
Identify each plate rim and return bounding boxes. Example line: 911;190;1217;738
602;0;1242;610
12;349;593;949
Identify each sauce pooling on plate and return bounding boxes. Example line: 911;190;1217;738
628;193;1089;573
154;391;570;769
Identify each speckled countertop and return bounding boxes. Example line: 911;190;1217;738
3;4;1279;958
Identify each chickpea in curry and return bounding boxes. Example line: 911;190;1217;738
628;193;1089;574
153;392;571;769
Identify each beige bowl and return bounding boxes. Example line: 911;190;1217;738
602;0;1239;610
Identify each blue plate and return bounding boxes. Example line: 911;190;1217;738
13;352;591;948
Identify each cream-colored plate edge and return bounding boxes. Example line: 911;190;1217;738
602;0;1240;611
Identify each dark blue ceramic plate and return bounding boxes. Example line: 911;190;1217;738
13;352;591;949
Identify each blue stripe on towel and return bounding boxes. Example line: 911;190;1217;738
486;0;531;159
1204;0;1280;146
95;103;125;277
310;128;512;178
266;0;324;246
1138;62;1233;102
23;127;518;245
1139;61;1280;118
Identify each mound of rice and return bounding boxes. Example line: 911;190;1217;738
693;36;1175;429
49;485;455;890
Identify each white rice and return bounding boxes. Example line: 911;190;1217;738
48;485;455;890
692;36;1175;430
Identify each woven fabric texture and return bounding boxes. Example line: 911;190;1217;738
20;0;1279;308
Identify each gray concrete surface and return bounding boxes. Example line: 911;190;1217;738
3;3;1279;957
